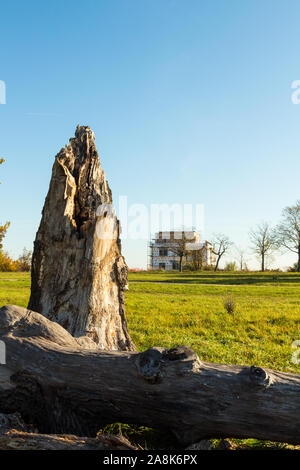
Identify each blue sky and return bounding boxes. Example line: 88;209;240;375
1;0;300;269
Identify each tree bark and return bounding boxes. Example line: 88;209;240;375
261;253;265;272
179;256;183;272
0;305;300;446
214;256;220;271
0;430;136;450
28;126;135;352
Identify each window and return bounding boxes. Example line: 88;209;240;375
159;263;166;270
159;248;168;256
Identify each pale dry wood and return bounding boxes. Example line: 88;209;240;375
0;305;300;446
0;430;136;450
28;125;135;351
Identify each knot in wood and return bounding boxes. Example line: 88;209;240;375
163;346;196;362
136;348;164;384
249;365;271;388
136;346;198;383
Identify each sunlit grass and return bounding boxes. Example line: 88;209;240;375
126;275;300;373
0;272;30;308
1;270;300;449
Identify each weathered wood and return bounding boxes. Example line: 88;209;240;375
28;125;135;351
0;411;136;450
0;430;136;450
0;305;300;446
0;412;35;433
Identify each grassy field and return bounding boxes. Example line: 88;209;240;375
0;272;31;308
0;270;299;373
1;270;300;448
127;271;300;374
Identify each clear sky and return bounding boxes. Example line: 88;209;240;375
1;0;300;269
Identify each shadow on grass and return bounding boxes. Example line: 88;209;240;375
131;273;300;285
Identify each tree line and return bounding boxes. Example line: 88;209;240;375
158;202;300;273
211;201;300;272
208;201;300;272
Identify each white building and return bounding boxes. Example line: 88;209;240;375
148;231;215;270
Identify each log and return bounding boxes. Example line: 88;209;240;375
0;305;300;446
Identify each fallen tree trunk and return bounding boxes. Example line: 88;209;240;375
0;305;300;446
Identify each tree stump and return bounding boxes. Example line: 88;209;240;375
28;126;135;351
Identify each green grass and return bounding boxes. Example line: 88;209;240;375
0;272;31;308
1;270;300;449
129;269;300;285
127;271;300;373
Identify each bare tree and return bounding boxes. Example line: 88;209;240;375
275;201;300;272
188;245;205;271
249;222;277;272
235;246;247;271
16;248;32;272
168;232;195;272
212;234;232;271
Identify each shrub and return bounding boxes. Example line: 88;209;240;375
224;261;237;272
287;263;298;272
15;248;32;272
203;264;215;271
0;248;32;272
0;251;17;272
223;295;236;314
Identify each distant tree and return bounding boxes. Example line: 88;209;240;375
15;248;32;272
243;262;250;272
235;246;247;271
212;234;233;271
168;232;195;272
249;222;277;272
0;222;10;250
0;159;10;249
275;201;300;272
188;245;205;271
0;251;16;272
224;261;237;272
287;262;298;272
